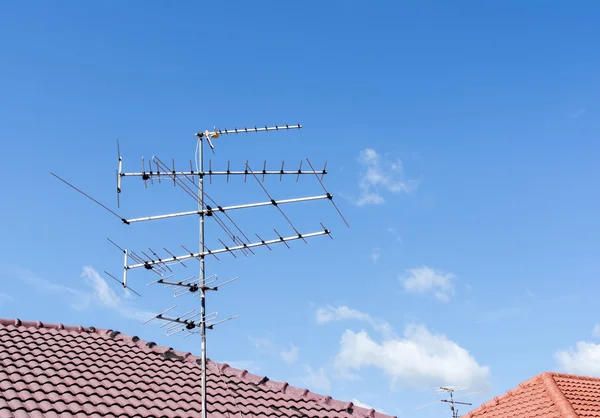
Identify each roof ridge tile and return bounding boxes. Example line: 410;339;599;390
466;373;546;417
551;371;600;382
540;372;579;418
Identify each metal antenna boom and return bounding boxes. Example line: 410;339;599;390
125;229;330;270
196;123;301;139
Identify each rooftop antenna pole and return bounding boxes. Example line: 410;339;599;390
197;133;208;418
52;123;348;418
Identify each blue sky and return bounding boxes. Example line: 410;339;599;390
1;1;600;416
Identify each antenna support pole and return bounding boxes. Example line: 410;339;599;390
196;133;208;418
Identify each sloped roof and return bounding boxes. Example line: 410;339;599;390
0;318;394;418
465;371;600;418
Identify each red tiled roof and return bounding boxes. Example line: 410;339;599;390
465;371;600;418
0;318;394;418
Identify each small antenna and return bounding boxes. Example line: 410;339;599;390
52;122;347;418
416;386;477;418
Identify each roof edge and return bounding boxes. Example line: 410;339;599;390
0;318;396;418
465;371;598;417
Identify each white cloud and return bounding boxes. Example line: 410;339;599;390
315;306;393;337
371;248;381;263
316;305;488;392
82;266;120;310
250;336;300;366
250;336;274;352
351;399;388;415
16;266;153;321
334;324;490;389
387;227;402;243
355;148;417;206
301;366;332;392
316;306;372;324
16;267;91;310
80;266;155;321
570;108;586;119
281;344;299;365
352;399;375;410
401;266;456;302
593;325;600;338
0;292;13;306
555;342;600;376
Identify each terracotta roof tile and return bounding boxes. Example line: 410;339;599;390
0;318;394;418
465;372;600;417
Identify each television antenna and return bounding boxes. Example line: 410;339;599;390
414;386;480;418
51;122;348;418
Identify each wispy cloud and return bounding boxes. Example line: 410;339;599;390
315;305;393;337
301;366;332;392
555;341;600;376
250;335;300;366
80;266;155;321
16;267;91;310
371;248;381;263
0;292;14;306
477;291;581;324
387;227;402;243
316;305;373;324
400;266;456;302
280;344;299;365
570;108;586;119
250;336;275;351
594;325;600;338
351;399;388;415
15;266;154;321
476;306;522;323
355;148;418;206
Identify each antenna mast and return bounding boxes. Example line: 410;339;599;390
198;132;208;417
52;123;347;418
414;386;478;417
439;387;473;418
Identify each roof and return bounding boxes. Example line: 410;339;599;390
0;318;394;418
465;371;600;418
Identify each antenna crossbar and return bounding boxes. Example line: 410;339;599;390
120;169;326;178
125;229;330;270
196;123;302;138
125;194;329;224
441;400;472;406
144;307;239;335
